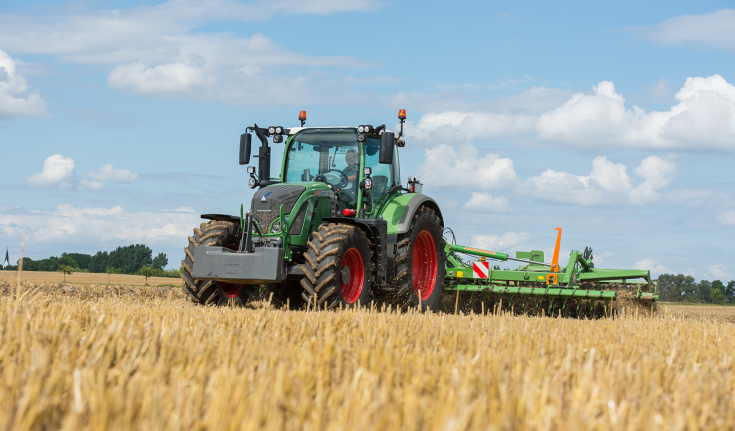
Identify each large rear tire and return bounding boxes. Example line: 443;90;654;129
300;223;373;309
392;206;446;311
181;220;252;306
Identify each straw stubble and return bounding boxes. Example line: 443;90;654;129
0;282;733;430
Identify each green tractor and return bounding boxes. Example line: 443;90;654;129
181;110;658;315
182;109;448;310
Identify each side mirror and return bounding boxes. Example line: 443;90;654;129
379;132;394;164
239;133;251;165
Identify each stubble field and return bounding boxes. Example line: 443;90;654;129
0;270;176;287
0;281;733;430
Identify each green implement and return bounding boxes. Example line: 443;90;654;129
442;229;658;317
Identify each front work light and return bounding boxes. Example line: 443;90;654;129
268;126;276;135
247;166;256;174
363;167;372;176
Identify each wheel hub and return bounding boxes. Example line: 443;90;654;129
341;265;351;284
339;247;364;304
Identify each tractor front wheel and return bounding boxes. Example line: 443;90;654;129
300;223;373;309
181;220;252;306
393;206;446;311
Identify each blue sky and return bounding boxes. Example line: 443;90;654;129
1;0;735;280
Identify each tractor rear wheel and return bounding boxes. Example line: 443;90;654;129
181;220;252;306
392;206;446;311
300;223;373;309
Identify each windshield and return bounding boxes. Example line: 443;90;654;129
285;129;360;187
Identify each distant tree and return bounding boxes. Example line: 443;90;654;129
62;252;92;270
658;274;697;302
152;253;168;270
59;254;79;269
105;267;121;283
57;265;74;282
711;288;726;304
695;280;712;304
107;244;153;274
726;281;735;304
139;266;154;285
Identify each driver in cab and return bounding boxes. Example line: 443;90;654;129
343;149;358;183
339;149;359;206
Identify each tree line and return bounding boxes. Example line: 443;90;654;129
1;244;181;278
657;274;735;304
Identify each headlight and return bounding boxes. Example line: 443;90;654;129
268;126;276;135
357;125;365;133
364;178;372;190
275;126;283;134
248;177;256;189
271;220;281;233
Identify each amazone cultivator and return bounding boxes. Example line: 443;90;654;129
441;228;657;317
182;109;658;317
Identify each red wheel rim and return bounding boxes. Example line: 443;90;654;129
412;230;437;300
340;247;364;304
221;243;245;298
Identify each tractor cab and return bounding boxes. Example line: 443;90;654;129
283;128;401;212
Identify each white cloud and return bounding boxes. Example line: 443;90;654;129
718;210;735;226
85;164;138;182
79;180;104;190
536;76;735;150
0;204;199;246
592;251;613;267
632;9;735;49
0;49;46;120
108;61;206;97
416;144;517;190
400;86;571;147
650;78;670;99
634;259;671;277
0;1;379;103
26;155;137;190
414;111;536;142
25;154;76;188
522;156;678;206
471;232;530;251
707;264;728;280
403;76;735;152
463;193;510;213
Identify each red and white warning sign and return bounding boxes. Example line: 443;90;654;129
473;261;489;279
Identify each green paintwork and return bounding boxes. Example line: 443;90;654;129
450;244;509;262
378;192;413;234
444;242;659;302
248;181;334;262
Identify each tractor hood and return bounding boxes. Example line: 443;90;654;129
251;184;306;232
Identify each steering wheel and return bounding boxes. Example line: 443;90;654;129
320;169;350;188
